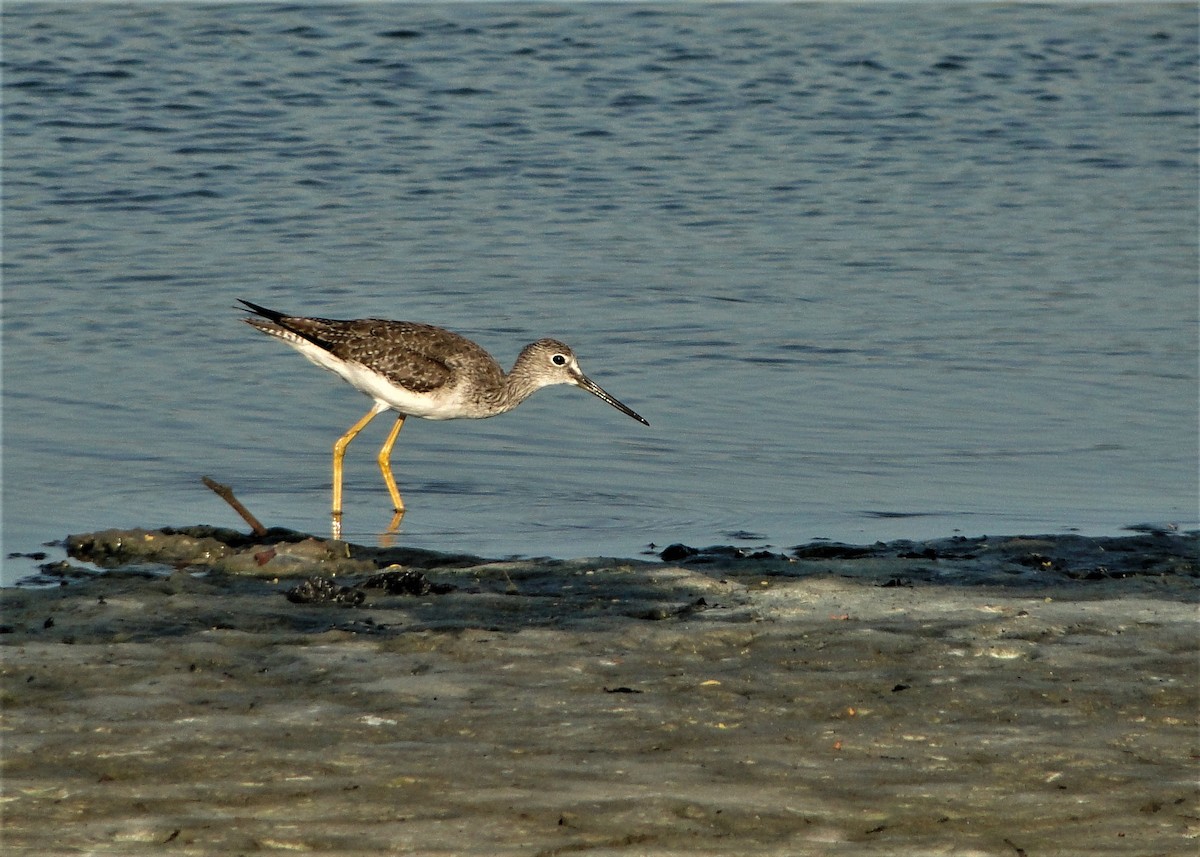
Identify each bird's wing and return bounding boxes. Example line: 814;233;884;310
285;318;458;394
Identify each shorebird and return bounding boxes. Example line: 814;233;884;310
239;299;648;537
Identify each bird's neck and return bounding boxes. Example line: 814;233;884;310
501;358;546;405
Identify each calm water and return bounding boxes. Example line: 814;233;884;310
3;3;1197;585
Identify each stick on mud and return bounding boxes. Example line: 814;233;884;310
202;476;268;536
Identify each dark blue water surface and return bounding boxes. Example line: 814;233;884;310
3;3;1197;583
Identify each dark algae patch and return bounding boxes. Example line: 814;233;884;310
661;531;1198;587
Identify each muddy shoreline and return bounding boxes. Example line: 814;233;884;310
2;529;1196;855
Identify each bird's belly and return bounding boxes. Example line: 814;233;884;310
292;341;476;420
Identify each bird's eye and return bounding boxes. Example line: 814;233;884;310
552;354;568;366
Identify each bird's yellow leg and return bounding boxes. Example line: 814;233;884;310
377;414;406;513
332;402;389;522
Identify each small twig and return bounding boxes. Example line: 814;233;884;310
202;476;267;537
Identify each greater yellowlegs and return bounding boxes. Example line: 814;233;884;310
239;299;648;537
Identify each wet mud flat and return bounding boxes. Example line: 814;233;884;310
2;529;1197;856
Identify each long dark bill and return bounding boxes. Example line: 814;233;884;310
575;374;649;426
